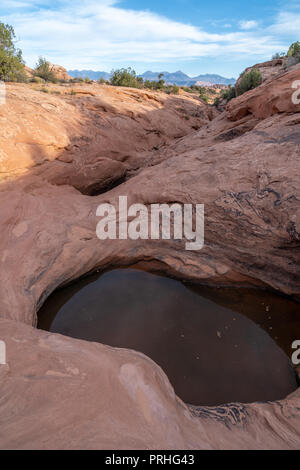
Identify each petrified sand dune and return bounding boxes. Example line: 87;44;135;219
0;67;299;449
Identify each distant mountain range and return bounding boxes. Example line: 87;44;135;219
68;69;236;86
68;70;111;81
140;71;236;86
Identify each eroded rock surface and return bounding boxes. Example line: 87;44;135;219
0;318;299;450
0;68;299;449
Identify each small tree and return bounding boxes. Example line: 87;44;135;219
156;74;165;90
110;67;140;88
34;57;57;83
287;41;300;58
236;68;262;96
0;22;26;81
272;52;286;59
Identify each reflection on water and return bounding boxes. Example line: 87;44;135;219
38;268;300;406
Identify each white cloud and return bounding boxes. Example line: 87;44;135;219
268;11;300;36
239;20;259;30
0;0;291;70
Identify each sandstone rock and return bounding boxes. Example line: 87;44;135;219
0;83;210;182
0;317;299;450
0;64;299;449
50;64;72;81
228;68;300;120
235;59;285;90
24;63;72;81
24;65;34;78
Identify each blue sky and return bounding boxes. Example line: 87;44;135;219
0;0;299;78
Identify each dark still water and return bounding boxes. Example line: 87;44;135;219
38;268;300;406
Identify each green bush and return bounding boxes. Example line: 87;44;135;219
286;42;300;65
287;41;300;57
197;88;208;102
144;79;159;90
110;67;141;88
144;79;154;89
31;76;45;84
222;85;236;102
0;23;27;82
168;85;180;94
214;86;236;106
199;92;208;103
144;74;165;91
182;86;194;93
34;57;57;83
236;68;262;96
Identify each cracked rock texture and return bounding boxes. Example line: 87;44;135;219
0;70;299;449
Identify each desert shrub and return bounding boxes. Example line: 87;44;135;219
199;92;208;103
31;76;45;84
286;41;300;65
214;85;236;106
182;86;194;93
144;80;159;90
70;77;84;83
143;79;154;89
236;68;262;96
168;85;180;94
287;41;300;57
222;85;236;102
98;77;109;84
156;74;165;90
144;74;166;91
34;57;57;83
272;52;286;59
0;23;27;82
110;67;141;88
198;87;209;102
